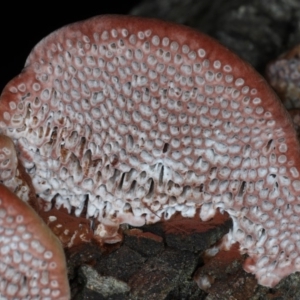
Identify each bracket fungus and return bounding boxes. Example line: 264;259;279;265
0;14;300;289
0;136;69;298
0;184;70;299
266;45;300;110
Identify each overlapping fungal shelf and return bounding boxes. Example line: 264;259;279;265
266;45;300;110
0;183;70;299
1;15;300;287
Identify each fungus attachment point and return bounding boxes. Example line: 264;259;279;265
0;184;70;299
1;15;300;288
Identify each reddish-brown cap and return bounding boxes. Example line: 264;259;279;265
1;15;300;287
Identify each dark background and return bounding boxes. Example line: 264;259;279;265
0;1;141;93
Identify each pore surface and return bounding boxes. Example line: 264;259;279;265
0;15;300;287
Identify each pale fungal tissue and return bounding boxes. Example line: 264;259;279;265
0;15;300;289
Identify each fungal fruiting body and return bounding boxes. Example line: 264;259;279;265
266;45;300;110
0;135;70;299
0;15;300;288
0;184;70;299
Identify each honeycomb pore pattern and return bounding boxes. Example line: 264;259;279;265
0;15;300;287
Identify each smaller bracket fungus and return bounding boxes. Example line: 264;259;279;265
266;45;300;109
1;15;300;288
0;184;70;299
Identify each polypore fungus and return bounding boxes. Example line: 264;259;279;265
1;15;300;287
0;183;70;299
266;45;300;109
